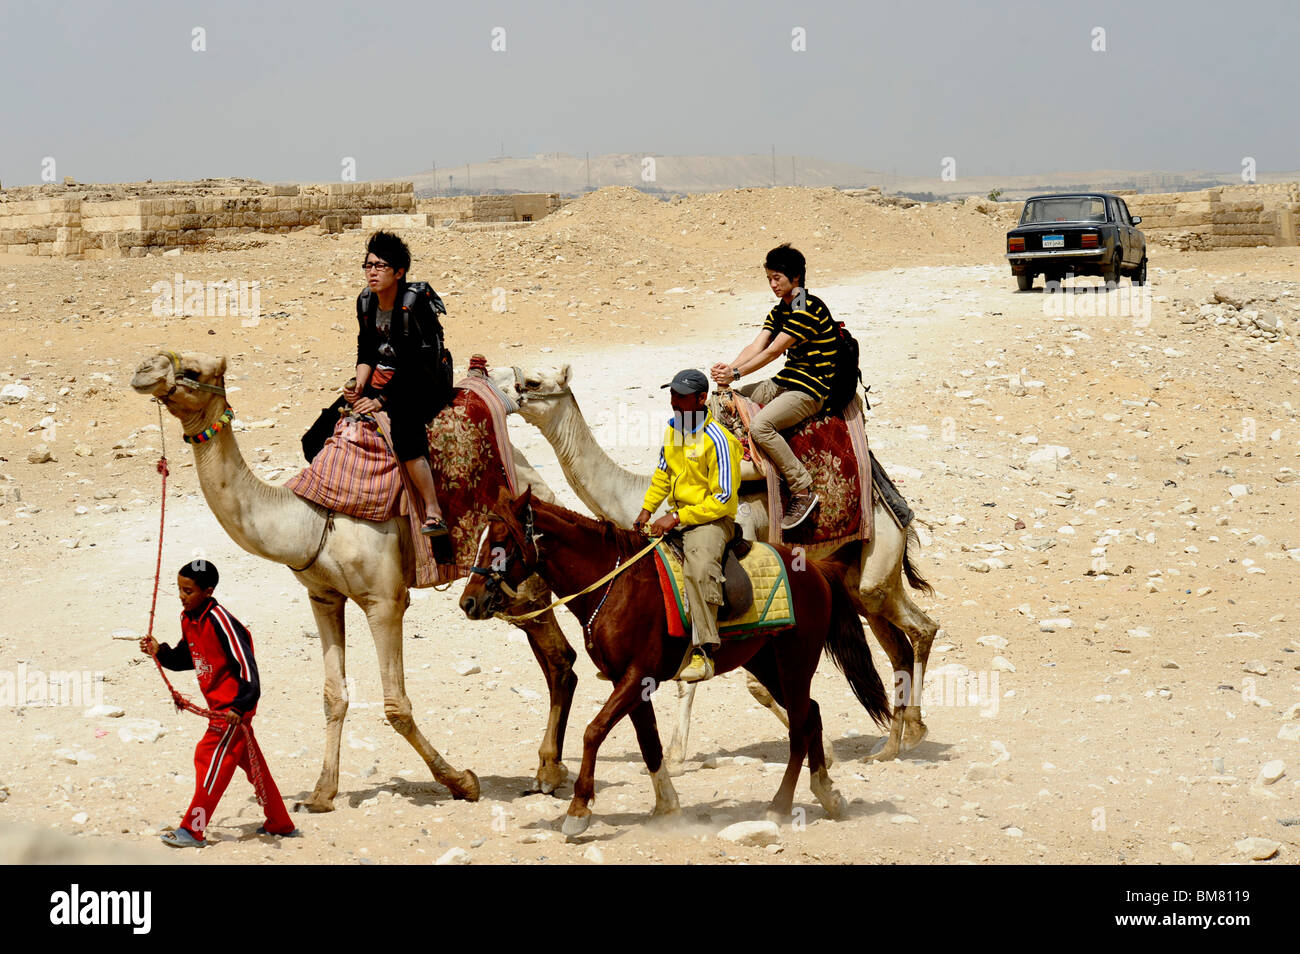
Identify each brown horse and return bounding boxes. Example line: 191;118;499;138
459;489;891;840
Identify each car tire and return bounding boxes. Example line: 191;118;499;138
1132;257;1148;286
1106;253;1122;287
1016;272;1034;292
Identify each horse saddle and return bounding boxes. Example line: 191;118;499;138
663;525;754;622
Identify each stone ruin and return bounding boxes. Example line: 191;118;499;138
1125;183;1300;250
0;178;416;259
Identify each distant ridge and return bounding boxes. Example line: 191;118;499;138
398;153;1299;200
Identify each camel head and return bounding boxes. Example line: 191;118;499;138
131;350;229;422
490;364;573;426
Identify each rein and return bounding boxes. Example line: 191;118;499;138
493;535;660;625
471;502;661;624
142;400;271;810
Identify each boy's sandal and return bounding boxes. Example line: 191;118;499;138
257;825;303;838
159;828;206;848
420;517;449;538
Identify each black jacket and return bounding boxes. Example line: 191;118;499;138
355;280;448;388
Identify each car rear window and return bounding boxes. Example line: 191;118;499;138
1021;197;1107;224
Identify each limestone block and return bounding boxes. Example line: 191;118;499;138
1211;223;1277;235
271;183;298;196
360;213;434;229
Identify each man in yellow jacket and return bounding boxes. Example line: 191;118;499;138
634;369;742;682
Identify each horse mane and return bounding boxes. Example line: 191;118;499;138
532;499;646;559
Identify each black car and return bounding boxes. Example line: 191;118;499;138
1006;193;1147;291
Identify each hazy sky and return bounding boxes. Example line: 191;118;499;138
1;0;1296;187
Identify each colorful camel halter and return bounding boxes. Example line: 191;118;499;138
183;407;235;444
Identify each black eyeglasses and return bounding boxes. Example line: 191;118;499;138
362;260;392;272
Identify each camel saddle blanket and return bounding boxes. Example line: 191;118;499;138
285;415;403;523
653;541;794;639
714;391;875;548
402;375;520;587
287;375;519;588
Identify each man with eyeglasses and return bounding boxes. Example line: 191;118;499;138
345;231;451;537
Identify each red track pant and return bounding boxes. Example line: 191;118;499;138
180;717;295;839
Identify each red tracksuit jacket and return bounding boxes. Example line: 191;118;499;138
156;597;260;716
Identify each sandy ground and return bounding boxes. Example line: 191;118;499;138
1;188;1298;864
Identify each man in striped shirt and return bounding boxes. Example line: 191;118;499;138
711;244;837;530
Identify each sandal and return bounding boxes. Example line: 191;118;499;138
159;828;206;848
420;517;449;538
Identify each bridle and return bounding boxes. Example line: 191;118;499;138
157;350;228;401
509;366;571;406
468;502;542;603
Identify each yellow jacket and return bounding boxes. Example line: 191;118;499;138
642;411;741;526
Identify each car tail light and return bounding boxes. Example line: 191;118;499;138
1008;237;1025;252
1081;233;1099;248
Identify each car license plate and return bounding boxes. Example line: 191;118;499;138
1042;235;1064;249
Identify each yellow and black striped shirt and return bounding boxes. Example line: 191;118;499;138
762;292;838;400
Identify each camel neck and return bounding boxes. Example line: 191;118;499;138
534;394;649;526
188;409;326;567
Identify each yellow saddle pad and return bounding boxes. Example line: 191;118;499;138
652;541;795;639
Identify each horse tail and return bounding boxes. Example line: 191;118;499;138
817;561;891;729
902;524;934;597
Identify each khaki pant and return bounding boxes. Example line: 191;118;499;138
738;379;823;494
681;515;734;650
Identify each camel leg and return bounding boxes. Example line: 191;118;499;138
663;680;695;776
301;589;348;813
628;698;680;818
561;670;647;841
862;614;913;762
516;599;577;795
363;598;480;801
881;591;940;751
746;671;789;727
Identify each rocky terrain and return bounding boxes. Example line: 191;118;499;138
1;186;1297;864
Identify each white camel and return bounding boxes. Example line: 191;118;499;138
491;364;942;768
131;350;580;810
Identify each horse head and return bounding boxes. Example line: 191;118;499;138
460;487;539;619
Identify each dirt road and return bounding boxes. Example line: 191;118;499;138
1;201;1297;863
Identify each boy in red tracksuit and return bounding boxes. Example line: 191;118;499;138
141;559;299;847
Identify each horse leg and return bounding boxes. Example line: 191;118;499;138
562;671;647;841
628;698;680;819
744;669;839;769
363;597;480;801
663;680;695;777
300;589;347;813
515;582;577;794
804;698;846;819
753;642;812;823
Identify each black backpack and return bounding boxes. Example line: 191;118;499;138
358;281;454;412
826;321;864;416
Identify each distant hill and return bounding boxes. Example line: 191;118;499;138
397;153;1299;200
